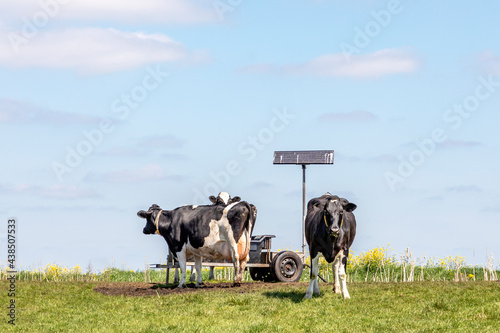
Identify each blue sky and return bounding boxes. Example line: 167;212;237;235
1;0;499;271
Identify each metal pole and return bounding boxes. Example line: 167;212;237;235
302;164;306;254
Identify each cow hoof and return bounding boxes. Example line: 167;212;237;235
333;286;341;294
232;282;241;287
195;283;205;288
177;284;186;289
303;294;312;300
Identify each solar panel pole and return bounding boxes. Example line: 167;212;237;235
302;164;306;255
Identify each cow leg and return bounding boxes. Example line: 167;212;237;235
304;254;321;299
194;255;204;287
229;246;241;286
220;225;241;286
340;253;350;299
176;250;187;288
235;236;250;285
174;268;180;284
333;251;342;294
209;266;215;280
237;254;249;284
313;258;320;296
189;265;196;282
232;258;241;286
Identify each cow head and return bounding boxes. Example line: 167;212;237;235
137;204;163;235
324;199;357;237
208;192;241;205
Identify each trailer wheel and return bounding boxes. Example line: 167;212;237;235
249;267;274;282
271;251;303;282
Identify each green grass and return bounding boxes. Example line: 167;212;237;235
7;265;499;284
1;280;499;332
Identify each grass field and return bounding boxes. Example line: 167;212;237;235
1;280;499;332
2;247;498;331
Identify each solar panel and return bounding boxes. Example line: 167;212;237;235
273;150;334;165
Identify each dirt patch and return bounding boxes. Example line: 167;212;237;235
93;281;306;297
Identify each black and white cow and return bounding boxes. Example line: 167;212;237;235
304;193;357;299
203;192;240;280
172;192;247;282
137;200;256;288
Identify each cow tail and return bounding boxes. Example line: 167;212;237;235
243;203;256;257
248;203;257;235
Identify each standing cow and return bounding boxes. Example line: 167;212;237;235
137;200;255;288
304;193;357;299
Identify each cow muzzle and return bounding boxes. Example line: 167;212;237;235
143;227;155;235
330;227;340;237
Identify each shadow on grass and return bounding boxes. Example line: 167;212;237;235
151;283;178;290
263;290;306;303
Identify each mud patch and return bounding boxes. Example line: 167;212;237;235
93;281;305;297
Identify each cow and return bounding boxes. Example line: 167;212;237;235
206;192;249;280
137;200;256;288
304;193;357;299
172;192;246;282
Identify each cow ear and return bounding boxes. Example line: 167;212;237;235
339;198;349;205
209;196;217;204
307;198;322;210
137;210;150;219
231;196;241;203
344;203;357;212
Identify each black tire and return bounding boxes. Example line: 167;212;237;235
271;251;304;282
248;267;274;282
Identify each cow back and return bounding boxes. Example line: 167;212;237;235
164;202;254;253
166;205;225;252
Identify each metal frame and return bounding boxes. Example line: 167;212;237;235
149;235;276;284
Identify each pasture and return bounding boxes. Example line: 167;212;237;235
0;279;499;332
2;247;498;331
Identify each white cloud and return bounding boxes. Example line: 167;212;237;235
1;0;217;25
161;153;190;161
476;51;500;75
482;205;500;213
0;183;98;199
0;99;100;124
138;134;187;149
446;185;482;193
441;139;482;149
250;181;273;189
98;147;148;158
86;164;165;183
84;163;190;183
368;154;399;164
318;110;377;122
241;48;421;78
0;27;202;74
